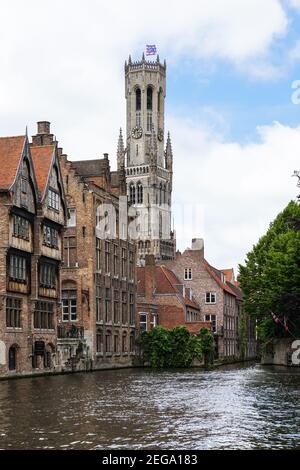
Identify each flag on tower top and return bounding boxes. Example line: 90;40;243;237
146;45;157;56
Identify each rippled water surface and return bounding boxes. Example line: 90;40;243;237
0;364;299;450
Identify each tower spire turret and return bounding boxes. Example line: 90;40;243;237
123;53;175;262
117;128;125;170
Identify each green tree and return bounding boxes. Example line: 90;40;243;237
139;326;215;369
239;200;300;343
198;328;215;366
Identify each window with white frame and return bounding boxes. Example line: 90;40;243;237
48;188;60;211
62;290;77;322
206;292;216;304
184;268;192;281
139;313;147;332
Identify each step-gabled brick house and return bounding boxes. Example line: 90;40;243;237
0;122;67;377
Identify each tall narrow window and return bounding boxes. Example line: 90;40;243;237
96;279;102;322
96;329;103;353
113;290;119;323
9;255;27;282
129;183;136;205
147;87;153;110
113;244;119;276
121;248;127;278
6;298;22;328
130;293;135;324
96;238;101;271
105;288;111;323
105;241;110;273
122;291;127;324
136;88;141;111
62;290;77;322
158;88;162;112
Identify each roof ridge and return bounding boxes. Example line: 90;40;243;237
204;259;236;296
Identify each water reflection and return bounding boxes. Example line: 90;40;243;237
0;364;299;450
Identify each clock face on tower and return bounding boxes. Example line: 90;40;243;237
158;128;164;142
131;127;143;139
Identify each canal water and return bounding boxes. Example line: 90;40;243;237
0;364;299;450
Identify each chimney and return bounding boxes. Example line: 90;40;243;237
191;238;204;259
103;153;109;160
32;121;54;146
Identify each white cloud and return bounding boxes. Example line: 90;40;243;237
0;0;298;271
171;116;300;271
0;0;290;153
288;0;300;10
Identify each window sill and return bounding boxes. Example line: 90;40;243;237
105;353;113;357
6;327;22;332
33;329;55;333
96;353;104;357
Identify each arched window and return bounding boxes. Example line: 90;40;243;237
137;183;143;204
136;88;141;111
147;87;153;111
129;183;136;205
158;88;163;112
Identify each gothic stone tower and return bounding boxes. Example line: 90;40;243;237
117;53;175;264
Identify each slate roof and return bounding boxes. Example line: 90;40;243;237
71;159;109;177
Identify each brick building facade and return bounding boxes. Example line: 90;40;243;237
161;239;256;358
136;255;211;335
0;122;67;377
59;149;137;371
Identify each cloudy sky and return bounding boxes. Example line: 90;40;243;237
1;0;300;271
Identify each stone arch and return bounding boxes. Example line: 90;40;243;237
8;343;19;371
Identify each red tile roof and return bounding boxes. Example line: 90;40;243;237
0;136;26;190
30;145;55;197
137;265;200;310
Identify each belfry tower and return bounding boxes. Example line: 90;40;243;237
117;53;175;263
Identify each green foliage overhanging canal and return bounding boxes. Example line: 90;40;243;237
238;200;300;345
138;326;215;369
